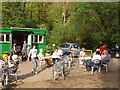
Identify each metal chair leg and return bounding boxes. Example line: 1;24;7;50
91;66;94;74
106;64;108;72
62;71;65;80
53;71;56;81
5;75;8;85
15;73;17;83
98;65;101;72
40;61;42;67
68;61;71;68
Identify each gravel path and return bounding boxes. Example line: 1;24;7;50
5;58;119;88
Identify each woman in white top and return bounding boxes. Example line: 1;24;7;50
51;48;63;64
52;48;63;57
28;45;38;74
38;49;44;60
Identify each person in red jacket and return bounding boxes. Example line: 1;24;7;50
99;44;107;55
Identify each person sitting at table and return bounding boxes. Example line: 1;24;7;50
101;50;111;64
91;51;101;61
7;56;13;68
38;49;44;60
92;48;100;56
99;44;107;55
51;48;63;64
38;49;47;67
79;48;86;67
85;51;101;71
7;54;18;68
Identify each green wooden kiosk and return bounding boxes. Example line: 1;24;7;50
0;27;47;58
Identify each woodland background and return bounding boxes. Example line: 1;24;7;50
2;2;120;50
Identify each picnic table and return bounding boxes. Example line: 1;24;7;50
80;57;92;60
44;56;53;66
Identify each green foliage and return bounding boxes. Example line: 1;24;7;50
2;2;120;50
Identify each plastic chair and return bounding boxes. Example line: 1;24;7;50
39;59;47;67
91;59;101;74
1;68;9;86
53;61;65;81
2;60;20;86
100;60;110;72
38;49;47;67
62;54;72;68
8;60;19;81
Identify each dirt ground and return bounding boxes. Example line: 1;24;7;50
6;58;119;88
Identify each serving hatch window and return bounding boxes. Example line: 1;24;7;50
6;34;10;41
33;34;44;43
0;33;10;42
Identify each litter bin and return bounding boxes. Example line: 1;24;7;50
45;51;51;57
2;52;8;60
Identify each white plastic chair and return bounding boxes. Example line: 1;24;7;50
53;61;65;81
8;60;19;82
2;60;19;86
100;60;110;72
68;54;73;68
38;49;47;67
2;68;9;86
91;59;101;74
63;55;72;68
39;59;47;67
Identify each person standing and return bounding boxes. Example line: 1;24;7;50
22;40;28;60
10;40;17;60
79;48;86;67
99;44;107;55
27;45;31;57
13;40;17;54
27;45;38;74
